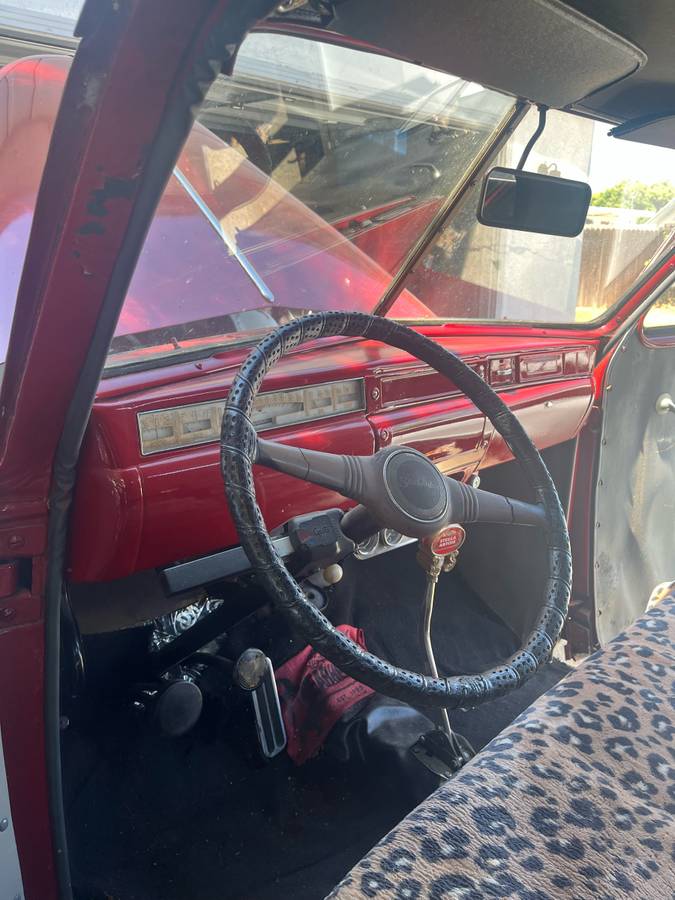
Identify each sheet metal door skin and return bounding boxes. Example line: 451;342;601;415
594;321;675;643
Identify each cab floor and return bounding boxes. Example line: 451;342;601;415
65;557;570;900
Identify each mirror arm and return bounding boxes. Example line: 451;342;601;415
516;104;548;170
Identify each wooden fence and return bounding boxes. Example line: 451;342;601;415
577;224;667;309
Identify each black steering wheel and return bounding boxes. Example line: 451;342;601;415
220;312;570;709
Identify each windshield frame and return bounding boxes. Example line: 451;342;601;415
101;92;675;382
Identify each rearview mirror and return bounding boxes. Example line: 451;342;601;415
478;167;591;237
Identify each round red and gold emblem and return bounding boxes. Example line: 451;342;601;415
429;524;466;556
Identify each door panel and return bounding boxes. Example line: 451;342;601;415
594;318;675;643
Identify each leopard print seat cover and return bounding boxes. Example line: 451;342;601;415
328;591;675;899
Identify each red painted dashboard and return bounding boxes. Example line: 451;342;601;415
68;331;596;583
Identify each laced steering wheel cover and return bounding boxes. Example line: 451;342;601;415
220;312;571;709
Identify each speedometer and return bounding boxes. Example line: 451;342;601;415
138;378;365;455
249;379;364;430
252;392;305;430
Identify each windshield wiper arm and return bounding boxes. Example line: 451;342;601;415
173;166;275;303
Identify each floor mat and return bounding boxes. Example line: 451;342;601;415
450;659;571;752
330;545;522;675
65;546;571;900
67;662;570;900
66;715;417;900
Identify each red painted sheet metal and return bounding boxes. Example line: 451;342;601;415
483;380;594;466
0;0;245;511
0;4;272;896
568;407;602;604
69;341;595;582
0;562;18;598
97;331;595;401
69;413;375;581
0;51;431;368
369;395;487;477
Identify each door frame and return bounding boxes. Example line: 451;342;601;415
565;253;675;652
0;2;275;896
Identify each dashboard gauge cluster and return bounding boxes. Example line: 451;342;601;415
354;528;415;560
381;528;404;548
138;378;365;455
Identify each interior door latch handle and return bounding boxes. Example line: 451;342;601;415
656;393;675;415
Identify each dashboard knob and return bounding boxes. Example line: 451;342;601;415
154;679;203;737
322;564;344;585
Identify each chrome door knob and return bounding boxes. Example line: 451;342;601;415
656;393;675;415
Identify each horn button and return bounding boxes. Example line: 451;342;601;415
383;450;449;524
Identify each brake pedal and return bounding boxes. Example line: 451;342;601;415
233;648;287;759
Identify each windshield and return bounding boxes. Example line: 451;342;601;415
99;32;513;367
0;33;511;369
2;22;675;374
396;108;675;324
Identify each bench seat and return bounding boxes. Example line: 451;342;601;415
328;592;675;899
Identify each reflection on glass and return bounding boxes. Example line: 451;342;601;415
100;32;513;367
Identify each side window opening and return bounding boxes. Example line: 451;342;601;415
643;283;675;334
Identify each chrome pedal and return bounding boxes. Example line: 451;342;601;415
233;649;287;759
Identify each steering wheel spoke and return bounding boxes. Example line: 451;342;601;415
256;438;371;505
448;479;547;528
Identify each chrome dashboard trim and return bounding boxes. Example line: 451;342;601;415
354;531;416;560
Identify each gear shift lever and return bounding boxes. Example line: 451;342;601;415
415;526;473;772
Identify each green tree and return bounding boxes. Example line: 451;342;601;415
591;180;675;211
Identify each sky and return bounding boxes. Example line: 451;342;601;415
589;123;674;192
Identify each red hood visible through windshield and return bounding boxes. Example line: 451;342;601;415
0;55;432;364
